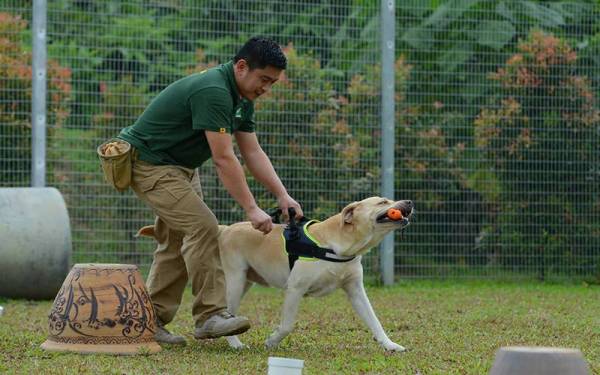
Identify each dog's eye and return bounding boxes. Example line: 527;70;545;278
378;200;387;205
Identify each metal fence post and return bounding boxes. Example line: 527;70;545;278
32;0;47;187
380;0;395;286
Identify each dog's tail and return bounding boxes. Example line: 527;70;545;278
135;225;155;239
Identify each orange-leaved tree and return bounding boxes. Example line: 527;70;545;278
474;30;600;276
0;12;71;185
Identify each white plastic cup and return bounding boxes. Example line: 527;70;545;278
268;357;304;375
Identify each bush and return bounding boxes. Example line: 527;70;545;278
0;12;71;186
474;30;600;277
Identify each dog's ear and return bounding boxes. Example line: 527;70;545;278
341;201;360;226
135;225;156;239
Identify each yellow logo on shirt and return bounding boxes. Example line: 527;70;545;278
219;128;226;133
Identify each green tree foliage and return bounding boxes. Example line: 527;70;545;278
474;30;600;277
398;0;599;112
2;0;600;278
0;12;71;186
394;0;600;278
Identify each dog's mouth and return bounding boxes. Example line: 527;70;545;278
376;212;410;225
375;201;413;226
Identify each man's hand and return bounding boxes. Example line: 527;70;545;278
247;207;273;234
236;132;302;223
277;194;303;222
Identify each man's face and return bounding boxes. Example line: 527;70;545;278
234;59;282;101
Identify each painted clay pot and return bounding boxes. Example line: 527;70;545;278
41;263;161;355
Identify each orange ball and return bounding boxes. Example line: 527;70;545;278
387;208;403;220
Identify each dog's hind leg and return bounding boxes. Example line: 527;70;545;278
223;267;251;349
224;265;250;314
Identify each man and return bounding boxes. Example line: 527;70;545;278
118;37;303;345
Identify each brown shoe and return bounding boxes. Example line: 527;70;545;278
194;311;250;339
154;324;186;346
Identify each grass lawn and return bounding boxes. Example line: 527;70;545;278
0;281;598;374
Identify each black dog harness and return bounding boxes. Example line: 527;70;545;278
271;208;356;270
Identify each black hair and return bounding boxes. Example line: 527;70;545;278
234;37;287;70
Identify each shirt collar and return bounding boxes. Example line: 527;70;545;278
223;60;243;107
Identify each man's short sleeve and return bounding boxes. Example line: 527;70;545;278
190;88;233;133
236;119;255;133
235;101;255;133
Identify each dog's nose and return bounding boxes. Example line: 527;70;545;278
399;200;413;216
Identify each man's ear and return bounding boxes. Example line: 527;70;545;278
234;59;250;75
341;202;360;227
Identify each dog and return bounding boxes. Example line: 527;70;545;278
219;196;413;351
138;196;413;352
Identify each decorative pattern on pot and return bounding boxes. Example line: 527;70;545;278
41;264;161;355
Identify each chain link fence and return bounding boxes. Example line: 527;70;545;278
1;0;599;281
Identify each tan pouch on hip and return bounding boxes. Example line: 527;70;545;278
97;139;133;192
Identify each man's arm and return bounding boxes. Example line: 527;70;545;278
234;131;303;218
205;130;273;233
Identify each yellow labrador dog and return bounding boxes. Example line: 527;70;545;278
219;196;413;352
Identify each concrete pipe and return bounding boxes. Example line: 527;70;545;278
0;187;72;299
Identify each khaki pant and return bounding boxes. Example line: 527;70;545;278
130;158;226;327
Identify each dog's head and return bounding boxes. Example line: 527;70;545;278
333;196;413;256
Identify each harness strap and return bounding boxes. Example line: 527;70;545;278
283;217;355;270
286;229;354;261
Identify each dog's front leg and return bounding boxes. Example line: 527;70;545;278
343;280;406;352
265;287;304;348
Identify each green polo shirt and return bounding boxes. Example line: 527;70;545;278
118;61;255;169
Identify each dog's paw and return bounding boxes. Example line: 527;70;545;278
229;342;248;350
264;337;281;349
265;329;286;349
382;341;406;352
264;340;278;349
225;336;247;350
